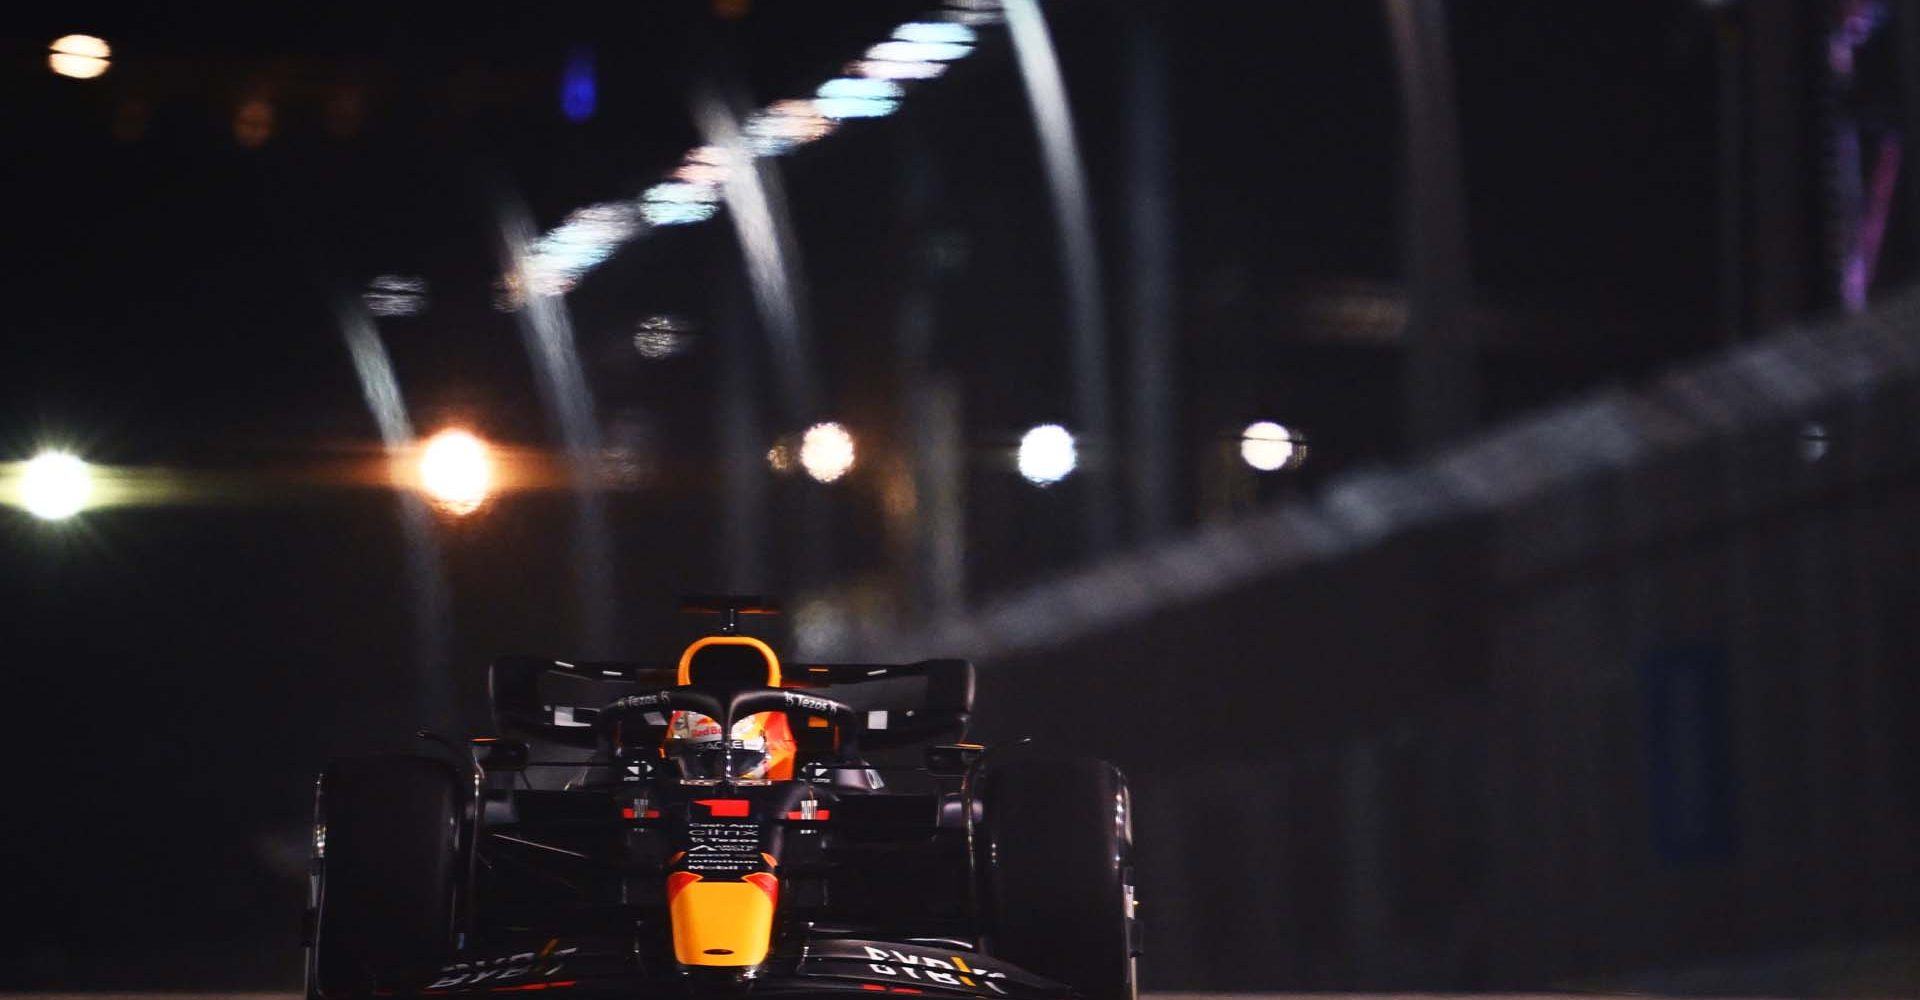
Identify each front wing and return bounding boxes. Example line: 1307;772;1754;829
402;936;1075;1000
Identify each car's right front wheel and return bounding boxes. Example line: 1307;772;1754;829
979;757;1138;1000
305;755;464;999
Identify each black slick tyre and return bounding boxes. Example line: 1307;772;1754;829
306;755;462;999
980;757;1137;1000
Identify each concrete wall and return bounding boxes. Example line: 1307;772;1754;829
920;295;1920;991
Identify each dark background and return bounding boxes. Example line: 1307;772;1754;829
1;0;1912;992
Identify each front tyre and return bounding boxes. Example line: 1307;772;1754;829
306;755;463;999
980;758;1137;1000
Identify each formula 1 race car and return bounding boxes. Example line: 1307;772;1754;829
302;600;1139;1000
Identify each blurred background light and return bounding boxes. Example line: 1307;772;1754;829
813;77;903;120
742;100;838;156
632;315;692;359
324;88;365;137
799;422;857;483
816;77;905;100
1240;421;1305;472
848;58;946;81
363;275;429;317
48;34;110;79
1799;421;1830;463
813;96;901;121
560;48;597;123
522;201;647;296
767;441;796;475
641;182;721;226
1018;424;1076;485
893;21;977;45
673;145;734;186
865;40;972;64
20;450;95;520
233;99;274;148
418;429;494;515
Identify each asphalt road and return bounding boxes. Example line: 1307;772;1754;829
0;982;1797;990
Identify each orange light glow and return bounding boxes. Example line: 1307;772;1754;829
234;99;274;148
418;429;495;515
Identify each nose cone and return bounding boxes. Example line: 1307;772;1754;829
670;874;779;967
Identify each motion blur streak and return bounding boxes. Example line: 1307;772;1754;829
742;100;838;156
697;92;820;422
1125;6;1175;537
337;300;454;731
522;202;651;298
499;200;618;656
0;457;189;515
1003;0;1114;550
848;59;946;81
502;7;974;299
813;76;905;119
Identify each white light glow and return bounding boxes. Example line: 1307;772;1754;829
813;96;901;121
742;100;839;156
817;77;905;101
1240;421;1302;472
894;22;977;45
418;429;494;515
1018;424;1076;485
641;182;721;226
848;59;948;81
523;201;647;297
21;451;94;520
866;40;973;63
49;34;110;79
799;422;856;483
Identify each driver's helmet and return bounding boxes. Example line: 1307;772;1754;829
668;710;795;781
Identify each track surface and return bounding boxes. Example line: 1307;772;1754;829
0;982;1797;990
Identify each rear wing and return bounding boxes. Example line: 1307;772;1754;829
489;656;974;752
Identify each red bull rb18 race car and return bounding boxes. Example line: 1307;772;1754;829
302;606;1139;1000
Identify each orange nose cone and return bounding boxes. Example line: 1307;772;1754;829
671;880;777;967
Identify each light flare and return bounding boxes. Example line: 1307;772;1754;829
800;423;857;483
1240;422;1305;472
49;34;110;79
1019;424;1077;485
417;429;495;515
19;451;94;520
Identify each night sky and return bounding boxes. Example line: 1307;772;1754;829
0;0;1832;988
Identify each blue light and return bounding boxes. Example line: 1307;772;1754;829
561;49;596;123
